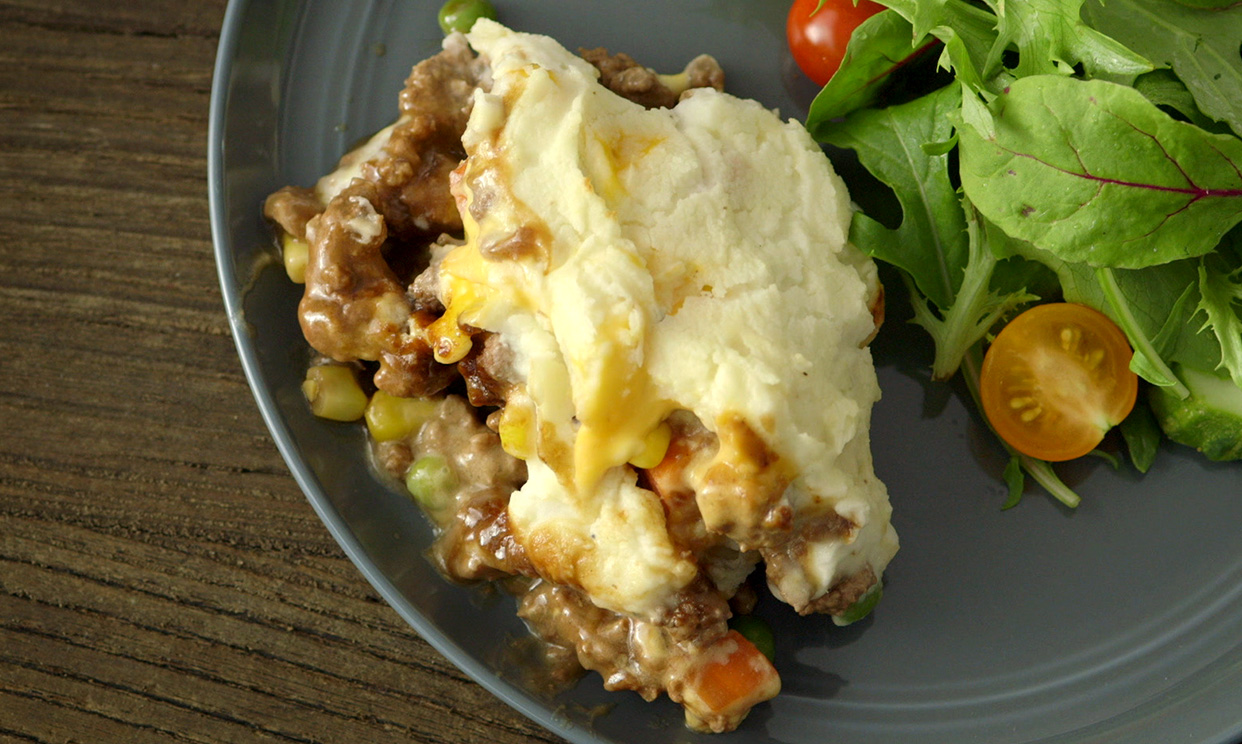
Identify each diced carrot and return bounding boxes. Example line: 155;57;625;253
684;630;781;720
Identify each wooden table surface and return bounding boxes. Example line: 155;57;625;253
0;3;565;741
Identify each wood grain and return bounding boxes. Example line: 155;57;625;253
0;3;565;741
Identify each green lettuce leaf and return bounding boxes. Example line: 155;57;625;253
819;83;1044;378
808;0;1242;499
1081;0;1242;137
958;75;1242;267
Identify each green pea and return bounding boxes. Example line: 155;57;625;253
404;455;457;511
437;0;497;34
728;614;776;661
833;580;884;627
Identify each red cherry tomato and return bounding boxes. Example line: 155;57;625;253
786;0;887;86
979;303;1138;462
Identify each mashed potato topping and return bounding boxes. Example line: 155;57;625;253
425;20;897;617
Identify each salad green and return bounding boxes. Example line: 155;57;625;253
805;0;1242;506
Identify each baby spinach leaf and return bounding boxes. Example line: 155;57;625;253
810;0;1242;499
818;83;967;311
958;75;1242;268
806;11;937;127
1128;281;1200;390
1113;264;1222;376
1133;70;1234;133
877;0;971;43
1120;402;1162;473
1081;0;1242;137
1001;457;1026;509
1169;0;1242;7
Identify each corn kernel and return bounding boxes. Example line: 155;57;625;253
365;390;438;442
302;365;367;422
282;232;309;284
427;312;474;364
630;422;672;469
498;405;533;460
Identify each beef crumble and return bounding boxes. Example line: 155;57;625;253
580;47;725;109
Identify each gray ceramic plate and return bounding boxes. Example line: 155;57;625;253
208;1;1242;742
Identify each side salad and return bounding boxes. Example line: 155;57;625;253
790;0;1242;507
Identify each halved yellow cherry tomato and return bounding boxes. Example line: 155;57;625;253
980;303;1138;462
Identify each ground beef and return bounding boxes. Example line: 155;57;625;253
406;396;530;580
297;179;456;398
267;39;487;398
263;36;483;243
517;576;729;702
695;415;796;550
406;236;457;315
405;400;749;725
264;185;320;240
434;487;529;581
456;332;514;408
649;412;878;616
580;47;725;109
799;567;878;617
376;35;486;241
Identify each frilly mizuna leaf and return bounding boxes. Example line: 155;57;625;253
958;75;1242;268
1196;255;1242;388
983;0;1152;81
878;0;1005;93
